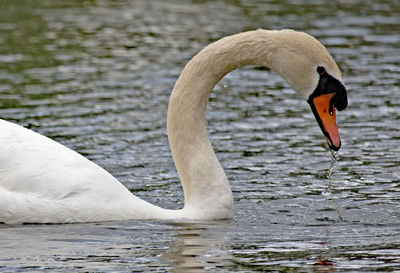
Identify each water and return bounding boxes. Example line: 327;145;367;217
0;0;399;271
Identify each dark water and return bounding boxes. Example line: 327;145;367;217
0;0;399;272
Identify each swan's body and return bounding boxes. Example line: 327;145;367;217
0;29;347;224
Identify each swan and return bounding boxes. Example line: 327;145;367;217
0;29;347;224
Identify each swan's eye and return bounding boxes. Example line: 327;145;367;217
317;66;326;75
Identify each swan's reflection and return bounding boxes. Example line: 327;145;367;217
162;220;233;272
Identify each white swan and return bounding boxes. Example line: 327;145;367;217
0;29;347;224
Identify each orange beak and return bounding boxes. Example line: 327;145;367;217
311;93;341;150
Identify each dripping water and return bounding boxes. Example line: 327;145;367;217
328;150;338;194
324;150;343;222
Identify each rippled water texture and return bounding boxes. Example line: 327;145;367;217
0;0;399;272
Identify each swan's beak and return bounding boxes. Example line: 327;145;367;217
309;93;341;151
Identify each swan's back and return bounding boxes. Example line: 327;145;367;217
0;120;142;223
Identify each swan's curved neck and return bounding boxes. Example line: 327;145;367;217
167;30;282;218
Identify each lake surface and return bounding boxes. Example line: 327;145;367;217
0;0;399;272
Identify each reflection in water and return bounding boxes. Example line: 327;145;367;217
163;221;233;273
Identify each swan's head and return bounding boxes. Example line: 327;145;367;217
266;29;348;151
